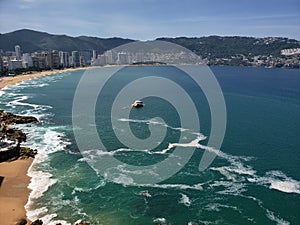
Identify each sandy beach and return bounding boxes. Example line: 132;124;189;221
0;67;88;90
0;158;33;225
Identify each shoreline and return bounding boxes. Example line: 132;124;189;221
0;67;89;90
0;158;33;225
0;67;88;224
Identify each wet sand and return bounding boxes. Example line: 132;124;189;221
0;158;33;225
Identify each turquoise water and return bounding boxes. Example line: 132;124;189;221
0;66;299;225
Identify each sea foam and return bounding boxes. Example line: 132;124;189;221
179;193;192;207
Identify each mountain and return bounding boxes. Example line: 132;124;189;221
1;29;299;57
0;29;134;53
157;36;300;58
0;29;299;68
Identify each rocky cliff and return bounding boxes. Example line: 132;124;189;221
0;110;38;162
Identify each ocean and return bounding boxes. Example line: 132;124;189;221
0;65;299;225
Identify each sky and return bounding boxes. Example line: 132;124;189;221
0;0;299;40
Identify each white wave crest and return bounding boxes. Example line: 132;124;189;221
179;193;192;207
266;209;290;225
0;90;5;97
204;203;241;213
118;117;192;132
142;182;204;191
27;170;56;199
82;134;206;159
72;181;106;194
248;170;300;194
153;218;167;223
25;127;71;222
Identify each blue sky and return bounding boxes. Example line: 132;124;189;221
0;0;299;40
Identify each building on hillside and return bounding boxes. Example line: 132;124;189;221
281;48;300;56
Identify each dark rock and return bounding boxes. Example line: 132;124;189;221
0;146;20;162
75;221;90;225
16;218;27;225
0;110;38;125
19;147;37;159
0;110;38;162
30;219;43;225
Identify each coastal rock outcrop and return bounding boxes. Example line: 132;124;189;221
75;221;90;225
16;218;27;225
30;219;43;225
0;110;38;125
0;110;38;162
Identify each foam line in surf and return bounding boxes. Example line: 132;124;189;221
82;134;206;158
25;127;72;222
247;170;300;194
118;118;193;133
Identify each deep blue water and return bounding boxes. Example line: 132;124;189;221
0;66;299;225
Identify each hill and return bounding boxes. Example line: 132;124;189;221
0;29;299;68
157;36;300;58
0;29;134;53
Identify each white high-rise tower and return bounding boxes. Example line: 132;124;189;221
15;45;21;59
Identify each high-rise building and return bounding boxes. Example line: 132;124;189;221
22;53;33;68
32;52;47;69
15;45;21;60
0;54;3;73
136;52;144;63
52;50;60;68
98;54;107;66
8;59;23;70
92;50;97;60
72;51;80;67
80;50;92;64
46;50;60;69
80;56;84;67
59;51;69;68
117;52;129;64
105;50;114;64
68;55;73;67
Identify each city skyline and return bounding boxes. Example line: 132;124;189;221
0;0;300;40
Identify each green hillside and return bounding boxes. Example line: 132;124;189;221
0;29;134;53
157;36;300;57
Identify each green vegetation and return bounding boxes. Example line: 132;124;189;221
157;36;300;58
0;29;134;53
